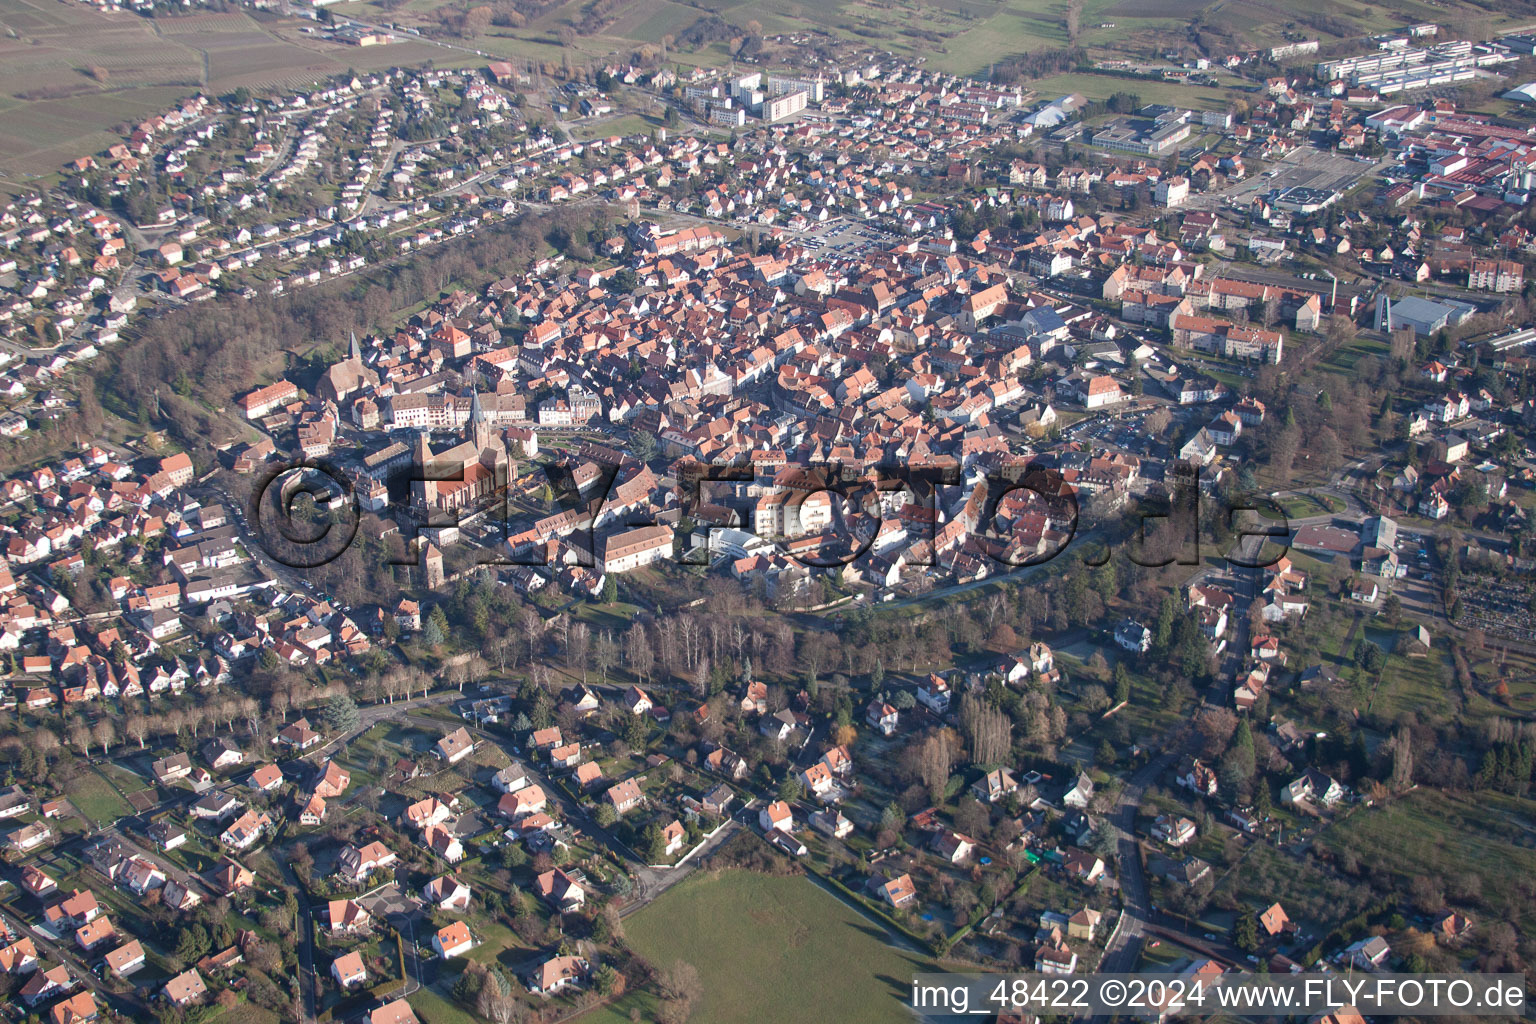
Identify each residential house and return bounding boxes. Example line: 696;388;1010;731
328;899;371;935
605;778;644;815
432;921;474;960
972;768;1019;804
331;951;367;989
528;954;591;995
422;875;473;912
534;868;585;911
434;727;475;764
865;700;898;736
163;969;207;1007
876;872;917;909
759;800;793;833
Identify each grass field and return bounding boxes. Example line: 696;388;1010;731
1367;641;1454;720
350;0;1536;78
64;768;133;824
404;984;480;1024
0;0;477;181
569;113;662;139
5;0;1535;180
205;1001;280;1024
1028;72;1233;111
1279;492;1344;518
580;869;936;1024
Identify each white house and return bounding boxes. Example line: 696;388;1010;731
759;800;793;833
432;921;474;960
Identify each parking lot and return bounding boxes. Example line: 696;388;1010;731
786;217;894;257
1205;146;1383;208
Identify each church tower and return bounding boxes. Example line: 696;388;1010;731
412;429;436;508
467;390;493;453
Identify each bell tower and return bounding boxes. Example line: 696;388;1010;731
466;390;493;452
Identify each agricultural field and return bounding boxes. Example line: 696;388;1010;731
0;0;471;180
581;868;938;1024
350;0;1533;78
0;0;1526;182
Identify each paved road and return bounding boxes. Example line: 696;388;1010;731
1098;750;1177;976
273;851;319;1024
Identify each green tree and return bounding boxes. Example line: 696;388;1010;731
622;711;648;748
322;693;360;734
1234;913;1259;953
643;822;667;862
630;431;658;463
1113;664;1131;706
175;923;210;962
1090;826;1119;858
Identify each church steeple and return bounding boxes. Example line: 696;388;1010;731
412;429;436;508
349;330;361;361
467;389;492;452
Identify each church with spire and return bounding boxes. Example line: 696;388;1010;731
411;390;511;513
319;331;380;404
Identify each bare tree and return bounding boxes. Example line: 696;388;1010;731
1196;706;1238;758
92;720;115;756
593;631;619;685
126;714;150;749
626;623;654;685
658;961;702;1024
915;729;957;800
960;694;1013;765
33;728;59;764
569;621;591;683
521;607;543;662
68;723;91;758
241;697;261;735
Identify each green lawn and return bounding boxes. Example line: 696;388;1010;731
1367;644;1453;721
1321;333;1392;374
570;114;662;140
1279;493;1344;519
1027;72;1233;111
65;769;133;824
203;998;280;1024
580;870;936;1024
403;984;481;1024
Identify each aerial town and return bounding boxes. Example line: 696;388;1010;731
0;0;1532;1022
